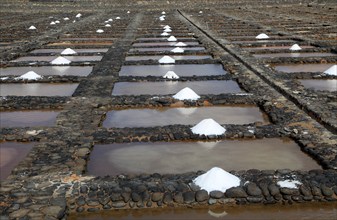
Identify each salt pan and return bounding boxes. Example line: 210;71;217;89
50;56;71;65
61;48;77;55
96;29;104;33
16;71;42;80
193;167;240;193
289;44;302;51
255;33;269;39
158;56;175;64
171;47;184;53
167;36;177;42
175;42;187;47
173;87;200;100
191;118;226;135
163;71;179;79
323;65;337;76
277;180;302;189
28;26;36;30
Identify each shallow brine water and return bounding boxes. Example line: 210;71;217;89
1;83;79;96
132;42;200;47
299;79;337;91
0;142;35;180
129;47;205;52
0;66;93;76
68;203;337;220
243;45;315;50
119;64;226;77
87;138;319;176
273;63;336;73
103;106;268;128
112;81;241;95
0;110;59;127
11;56;102;62
253;52;336;58
125;55;212;61
29;48;109;54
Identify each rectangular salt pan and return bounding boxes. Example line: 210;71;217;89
29;48;109;54
125;55;212;61
274;64;337;73
129;47;205;52
11;56;102;62
119;64;226;77
1;83;79;96
112;80;241;96
87;138;320;176
253;52;337;58
103;106;268;128
0;66;93;76
132;42;199;47
0;111;59;128
299;80;337;92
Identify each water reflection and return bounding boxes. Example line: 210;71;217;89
274;64;336;73
88;138;319;176
0;110;59;127
103;106;267;128
299;79;337;91
0;66;93;77
1;83;78;96
69;204;337;220
112;81;241;95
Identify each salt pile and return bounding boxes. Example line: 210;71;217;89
161;32;170;36
63;17;69;21
28;26;36;30
76;13;82;18
61;48;77;55
162;11;166;14
164;28;172;32
167;36;177;42
96;29;104;33
105;24;111;27
175;42;187;47
15;71;42;80
164;25;171;29
116;17;121;19
159;17;165;21
193;167;241;193
173;87;200;100
199;11;203;14
158;56;175;64
55;20;60;24
127;11;130;14
191;119;226;136
323;65;337;76
255;33;269;39
163;71;179;79
108;18;113;22
50;22;56;25
289;44;302;51
277;180;302;189
50;56;71;65
171;47;184;53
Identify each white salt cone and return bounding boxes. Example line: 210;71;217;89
167;36;177;42
173;87;200;100
50;56;71;65
175;42;187;46
289;44;302;51
164;25;171;29
191;118;226;135
255;33;269;39
159;56;175;64
323;65;337;76
171;47;184;53
28;26;36;30
163;71;179;79
96;29;104;33
61;48;77;55
105;24;111;27
16;71;42;80
161;32;170;36
76;13;82;18
193;167;240;193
